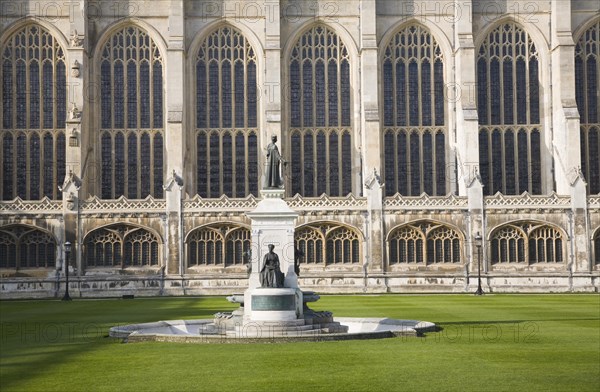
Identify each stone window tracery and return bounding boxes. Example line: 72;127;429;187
1;24;66;200
576;20;600;194
187;224;250;267
85;224;160;267
195;27;258;198
99;26;164;200
490;222;563;264
477;23;542;195
0;225;56;268
382;25;446;196
288;25;353;197
295;223;360;265
387;222;461;264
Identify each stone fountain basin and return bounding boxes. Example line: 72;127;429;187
109;317;436;343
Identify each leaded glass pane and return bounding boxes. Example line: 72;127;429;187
222;133;232;196
421;61;431;126
289;25;352;196
491;129;502;194
518;129;529;193
29;134;40;199
195;27;258;197
410;131;420;195
303;132;314;196
342;131;352;196
153;133;163;198
29;61;39;128
2;60;12;129
16;134;26;198
197;131;208;197
113;62;124;128
383;25;446;196
2;135;13;199
291;132;302;196
98;26;163;199
153;62;163;128
477;22;543;193
127;133;138;198
140;62;150;128
423;132;433;194
101;61;112;128
43;133;53;198
316;132;327;195
114;133;125;197
398;131;408;195
140;133;150;197
101;133;112;199
209;132;220;197
248;132;258;196
504;129;515;194
16;61;26;128
435;131;446;194
329;133;339;196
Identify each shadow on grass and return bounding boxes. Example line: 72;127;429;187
436;318;600;326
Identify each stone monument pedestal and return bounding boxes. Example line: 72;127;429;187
244;189;300;321
247;288;303;321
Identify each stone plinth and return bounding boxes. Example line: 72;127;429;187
244;189;301;321
245;189;299;289
247;288;303;321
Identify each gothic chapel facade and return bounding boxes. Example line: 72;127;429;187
1;0;599;297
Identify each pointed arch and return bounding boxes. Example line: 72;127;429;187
574;17;600;194
185;222;251;267
94;21;165;200
0;224;58;268
191;24;260;198
294;221;363;265
83;223;162;268
476;19;545;195
593;226;600;265
488;221;566;265
380;22;448;196
1;21;67;200
284;22;357;197
386;220;464;265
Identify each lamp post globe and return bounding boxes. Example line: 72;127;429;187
62;241;72;301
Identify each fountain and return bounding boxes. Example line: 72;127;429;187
110;136;435;342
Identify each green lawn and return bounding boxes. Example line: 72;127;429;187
1;294;598;392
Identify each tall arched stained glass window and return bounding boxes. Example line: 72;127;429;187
289;25;353;197
575;20;600;194
477;23;542;195
196;26;258;198
99;26;164;199
382;25;446;196
1;24;66;200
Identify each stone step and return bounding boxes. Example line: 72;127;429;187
233;323;315;333
225;327;330;338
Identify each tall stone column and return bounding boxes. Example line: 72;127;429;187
549;2;589;281
165;0;185;276
454;1;485;279
359;0;384;281
62;1;87;275
264;0;282;188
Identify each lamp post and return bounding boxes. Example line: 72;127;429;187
474;232;484;296
62;241;72;301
